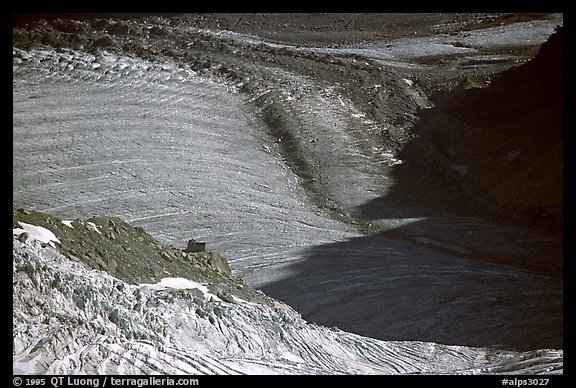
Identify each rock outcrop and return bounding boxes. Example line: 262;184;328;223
13;207;262;307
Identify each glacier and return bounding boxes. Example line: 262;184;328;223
13;13;563;375
13;236;562;374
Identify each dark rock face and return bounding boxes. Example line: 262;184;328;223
391;27;563;234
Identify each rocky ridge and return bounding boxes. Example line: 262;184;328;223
13;207;285;310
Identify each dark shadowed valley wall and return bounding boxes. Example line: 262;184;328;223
379;27;563;235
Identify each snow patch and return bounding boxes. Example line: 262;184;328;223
61;220;74;229
158;277;209;292
85;222;102;235
231;294;258;306
13;222;61;245
140;277;219;300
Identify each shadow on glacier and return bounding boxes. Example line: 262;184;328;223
258;63;564;350
259;80;563;351
259;226;563;351
258;45;564;349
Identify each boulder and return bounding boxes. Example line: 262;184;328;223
207;251;231;275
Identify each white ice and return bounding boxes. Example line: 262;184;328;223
13;222;61;245
85;222;102;235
